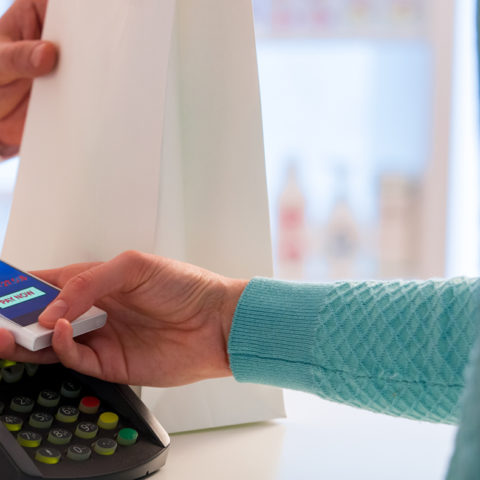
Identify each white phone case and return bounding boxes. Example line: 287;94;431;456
0;305;107;351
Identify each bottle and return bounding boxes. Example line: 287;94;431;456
323;164;360;280
276;161;307;280
378;174;419;278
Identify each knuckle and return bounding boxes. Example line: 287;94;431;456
117;250;146;268
120;249;143;262
66;270;95;294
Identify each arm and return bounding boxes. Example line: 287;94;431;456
229;277;480;424
0;252;477;425
0;0;57;158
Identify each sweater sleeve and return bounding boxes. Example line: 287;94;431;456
228;277;480;424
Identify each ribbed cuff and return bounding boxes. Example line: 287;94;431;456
228;277;327;392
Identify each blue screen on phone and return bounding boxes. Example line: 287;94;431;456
0;260;59;327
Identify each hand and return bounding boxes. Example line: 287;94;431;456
0;251;248;387
0;0;57;155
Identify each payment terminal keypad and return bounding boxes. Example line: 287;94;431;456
0;361;169;479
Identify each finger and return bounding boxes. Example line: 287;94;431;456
34;0;50;24
0;328;59;363
39;251;151;328
0;40;57;84
51;319;103;378
0;78;29;117
33;262;102;290
0;89;28;146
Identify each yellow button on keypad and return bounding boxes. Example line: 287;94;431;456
97;412;119;430
35;447;61;465
17;431;42;448
2;415;23;432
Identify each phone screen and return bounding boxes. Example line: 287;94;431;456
0;260;59;327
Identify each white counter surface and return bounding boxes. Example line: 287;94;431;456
151;389;456;480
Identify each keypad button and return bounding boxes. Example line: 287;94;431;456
35;447;61;465
79;396;100;414
29;412;53;429
0;359;16;368
47;428;72;446
2;364;24;383
97;412;119;430
2;415;23;432
93;437;117;456
24;363;39;377
56;406;79;423
61;380;81;398
17;431;42;448
37;390;60;408
117;428;138;446
75;421;98;440
67;444;92;462
10;396;34;414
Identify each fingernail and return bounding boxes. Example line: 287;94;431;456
40;299;68;326
31;43;46;69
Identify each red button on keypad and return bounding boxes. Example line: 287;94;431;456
79;396;100;414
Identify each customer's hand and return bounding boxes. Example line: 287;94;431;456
0;251;247;387
0;0;57;156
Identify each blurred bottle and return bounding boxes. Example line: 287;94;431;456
323;164;360;279
378;174;420;278
276;161;307;279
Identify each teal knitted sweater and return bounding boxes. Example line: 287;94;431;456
228;277;480;478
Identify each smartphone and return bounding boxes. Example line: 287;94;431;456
0;259;106;351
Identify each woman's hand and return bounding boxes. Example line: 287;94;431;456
0;0;57;156
0;251;248;387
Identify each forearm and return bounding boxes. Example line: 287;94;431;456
228;277;480;424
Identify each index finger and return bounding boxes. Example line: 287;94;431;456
38;251;152;328
33;261;101;290
0;40;57;84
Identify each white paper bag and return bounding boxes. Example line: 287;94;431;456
3;0;285;432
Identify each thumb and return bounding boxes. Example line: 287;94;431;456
0;40;57;84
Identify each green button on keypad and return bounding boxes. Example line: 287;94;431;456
0;360;152;473
117;428;138;446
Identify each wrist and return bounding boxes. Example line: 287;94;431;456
219;277;249;375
